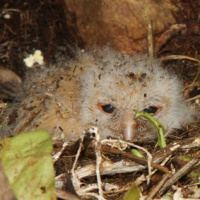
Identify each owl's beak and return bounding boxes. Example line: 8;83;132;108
121;111;138;141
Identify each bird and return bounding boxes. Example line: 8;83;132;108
2;48;194;142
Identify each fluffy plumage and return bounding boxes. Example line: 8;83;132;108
3;49;194;141
79;50;193;140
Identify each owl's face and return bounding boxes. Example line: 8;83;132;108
79;50;192;141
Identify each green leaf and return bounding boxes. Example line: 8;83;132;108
134;109;166;148
182;155;191;162
0;129;56;200
131;149;144;158
123;183;140;200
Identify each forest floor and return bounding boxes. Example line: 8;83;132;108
0;0;200;200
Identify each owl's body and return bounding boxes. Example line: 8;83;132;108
3;49;193;141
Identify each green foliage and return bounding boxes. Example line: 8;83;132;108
134;109;166;148
0;129;56;200
182;155;191;162
131;149;144;158
123;183;140;200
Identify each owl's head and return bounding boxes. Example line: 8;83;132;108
79;49;193;141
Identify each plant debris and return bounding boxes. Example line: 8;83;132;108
0;0;200;199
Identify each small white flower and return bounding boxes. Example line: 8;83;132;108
23;50;44;68
23;55;35;68
33;50;44;65
4;13;11;19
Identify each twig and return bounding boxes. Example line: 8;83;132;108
155;24;186;53
100;144;169;173
71;134;84;191
186;94;200;102
184;66;200;90
146;172;171;200
102;139;153;184
52;141;69;163
160;55;200;64
87;127;105;200
147;20;154;59
159;158;199;195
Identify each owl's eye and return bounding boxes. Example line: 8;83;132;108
101;104;115;113
143;106;158;114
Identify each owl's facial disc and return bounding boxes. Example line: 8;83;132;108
98;102;161;141
99;103;138;141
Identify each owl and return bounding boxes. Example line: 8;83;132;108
2;49;194;142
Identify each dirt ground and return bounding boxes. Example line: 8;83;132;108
0;0;200;200
0;0;84;78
